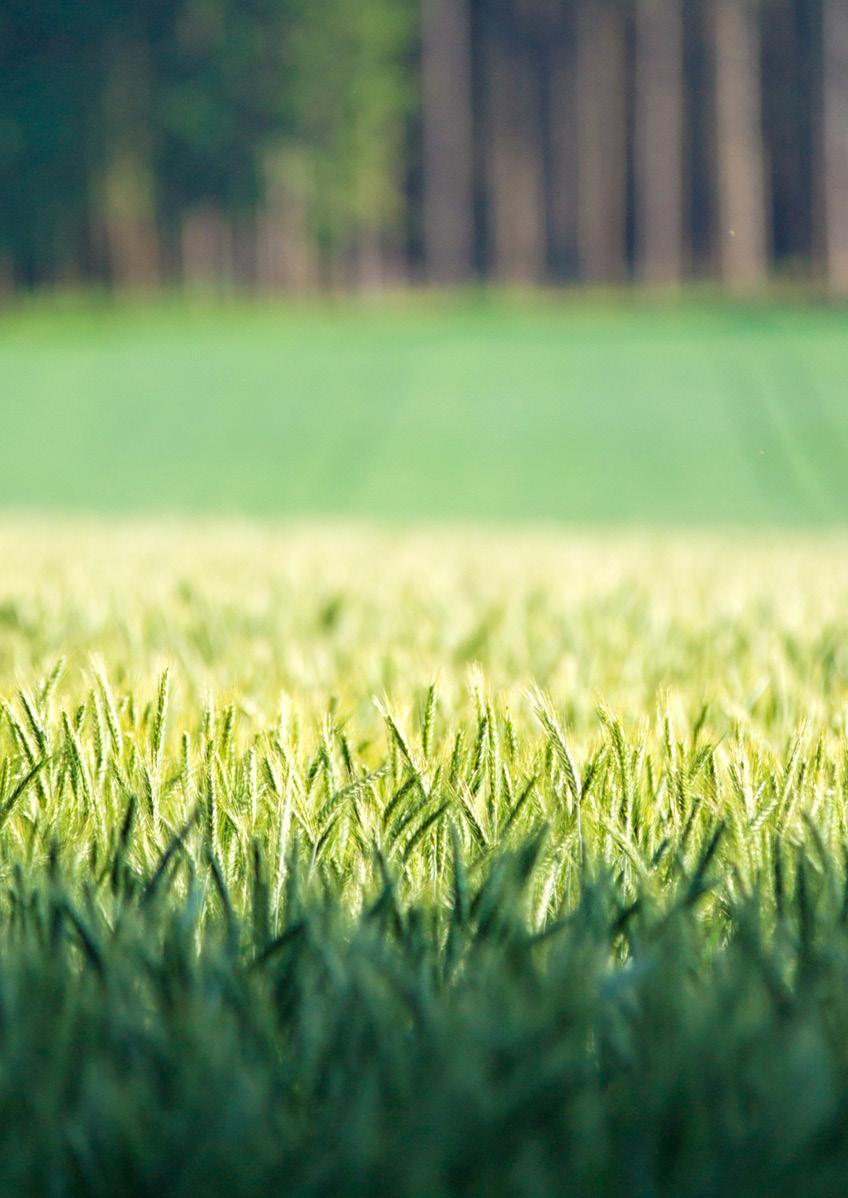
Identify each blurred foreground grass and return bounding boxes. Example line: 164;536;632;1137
1;296;846;523
0;523;847;1192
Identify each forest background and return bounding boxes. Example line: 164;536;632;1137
3;0;847;298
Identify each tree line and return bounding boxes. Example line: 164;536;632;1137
1;0;846;295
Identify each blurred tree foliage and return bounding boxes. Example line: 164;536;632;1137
0;0;111;282
0;0;843;294
0;0;414;287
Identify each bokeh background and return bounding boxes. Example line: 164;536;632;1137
1;0;846;523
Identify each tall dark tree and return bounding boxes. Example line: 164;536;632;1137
544;5;579;280
99;19;160;288
421;0;475;282
0;0;112;285
482;3;546;283
575;0;628;282
822;0;848;295
761;0;814;269
712;0;768;289
634;0;684;284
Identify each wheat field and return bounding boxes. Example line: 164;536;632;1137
0;521;847;1194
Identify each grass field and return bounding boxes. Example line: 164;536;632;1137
1;522;848;1194
2;296;848;1192
1;296;847;523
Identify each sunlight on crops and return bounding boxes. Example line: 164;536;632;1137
4;521;848;901
2;521;848;1193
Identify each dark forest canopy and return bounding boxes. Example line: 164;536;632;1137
1;0;846;295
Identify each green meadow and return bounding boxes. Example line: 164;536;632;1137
1;296;846;523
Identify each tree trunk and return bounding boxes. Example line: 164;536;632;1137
575;2;628;282
712;0;768;289
545;12;579;280
180;208;233;291
421;0;475;283
822;0;848;296
100;37;160;289
256;152;316;293
634;0;684;284
256;205;315;294
483;18;546;283
353;228;387;291
231;216;258;290
761;0;810;268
